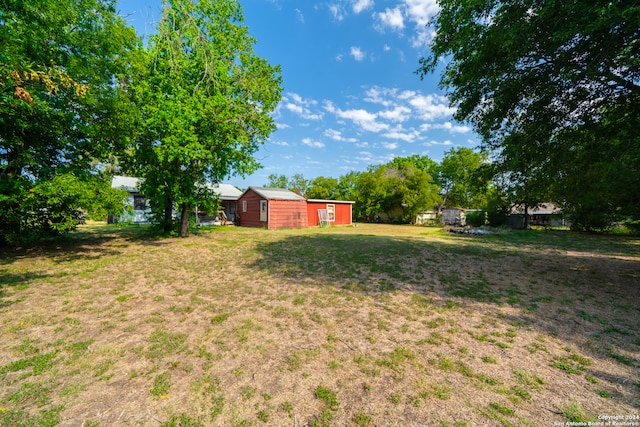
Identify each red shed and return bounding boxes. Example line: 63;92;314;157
306;199;354;226
237;187;308;230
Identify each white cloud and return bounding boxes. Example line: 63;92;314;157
378;106;411;122
383;44;391;51
421;122;471;134
352;0;374;14
383;127;420;142
375;7;404;32
295;8;304;23
350;46;366;61
330;106;389;133
283;93;323;120
355;151;379;163
381;141;399;149
302;137;325;148
408;94;455;121
328;3;346;21
324;128;358;143
363;86;398;106
402;0;440;47
271;140;290;146
423;139;453;147
403;0;438;27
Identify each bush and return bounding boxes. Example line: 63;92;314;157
466;211;486;227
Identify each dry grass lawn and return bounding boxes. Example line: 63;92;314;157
0;223;639;426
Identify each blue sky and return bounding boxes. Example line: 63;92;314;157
116;0;478;187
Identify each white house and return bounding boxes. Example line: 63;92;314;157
110;176;242;225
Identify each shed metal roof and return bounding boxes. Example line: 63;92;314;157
207;183;243;200
111;175;143;193
247;187;306;201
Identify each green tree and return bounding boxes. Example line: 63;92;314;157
436;147;489;209
307;176;339;200
264;173;309;196
551;106;640;230
357;157;440;223
418;0;640;229
265;174;289;189
0;0;139;243
131;0;282;237
489;134;552;228
337;171;360;201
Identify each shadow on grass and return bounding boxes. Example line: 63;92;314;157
0;272;51;308
247;230;640;362
0;224;170;266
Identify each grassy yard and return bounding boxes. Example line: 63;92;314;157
0;223;638;426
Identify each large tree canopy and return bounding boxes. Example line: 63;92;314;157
131;0;282;237
357;156;441;223
436;147;489;209
0;0;139;243
419;0;640;229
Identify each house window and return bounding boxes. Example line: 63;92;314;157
242;200;247;212
327;204;335;222
260;200;267;222
133;195;146;210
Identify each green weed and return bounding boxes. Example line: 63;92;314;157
211;313;230;324
489;402;515;416
550;357;584;374
151;372;171;397
0;351;57;378
560;401;595;423
352;410;373;427
147;328;188;360
315;385;339;411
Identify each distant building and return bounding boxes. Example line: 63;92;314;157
306;199;354;227
236;187;355;230
110;176;242;225
110;176;149;223
415;210;438;226
508;203;567;228
196;183;243;225
441;208;466;226
237;187;308;230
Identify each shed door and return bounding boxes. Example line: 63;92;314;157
260;200;267;222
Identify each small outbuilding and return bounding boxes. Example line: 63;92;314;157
306;199;354;227
441;207;466;226
237;187;308;230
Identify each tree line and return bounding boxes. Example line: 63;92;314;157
265;149;492;224
1;0;638;244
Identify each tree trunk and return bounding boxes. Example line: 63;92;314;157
179;203;191;238
163;194;173;234
523;202;530;229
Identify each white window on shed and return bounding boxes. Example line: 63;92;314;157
242;200;247;212
327;204;335;222
260;200;267;222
